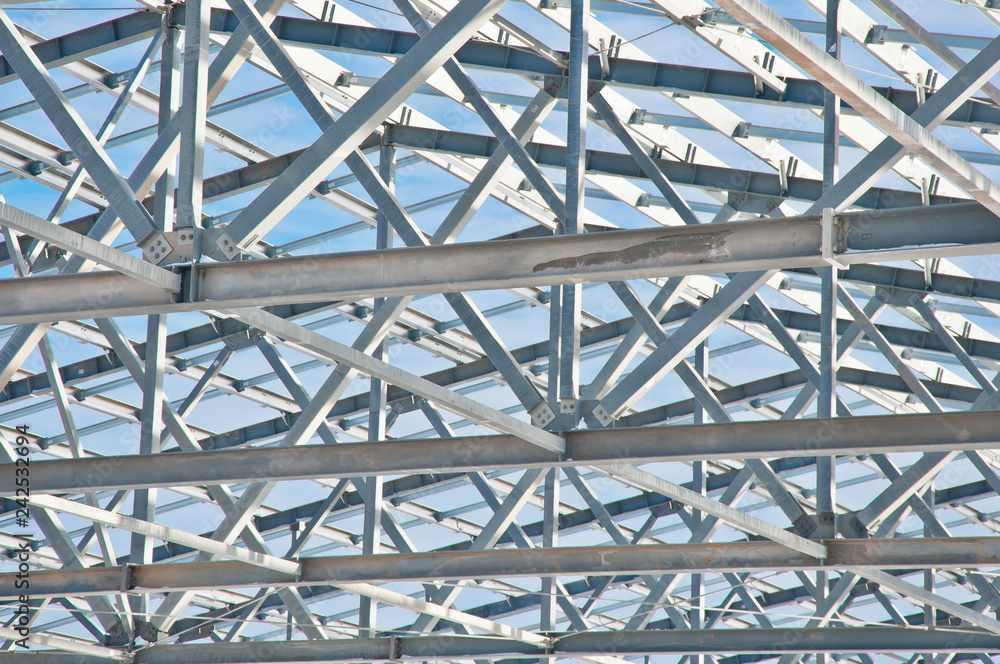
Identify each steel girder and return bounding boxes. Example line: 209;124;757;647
1;0;1000;662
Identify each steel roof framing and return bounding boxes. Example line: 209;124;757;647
1;0;1000;661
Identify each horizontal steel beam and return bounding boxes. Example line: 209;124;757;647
0;202;180;291
380;125;959;209
0;121;969;270
2;277;992;429
1;204;998;324
17;8;1000;133
9;409;1000;494
189;7;1000;130
0;10;160;86
121;627;1000;661
4;538;1000;600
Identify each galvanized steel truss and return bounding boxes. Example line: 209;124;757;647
0;0;999;661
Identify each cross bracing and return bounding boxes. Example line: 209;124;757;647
2;0;1000;661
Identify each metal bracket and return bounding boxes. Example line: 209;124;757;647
25;160;45;176
136;620;161;644
821;208;848;268
388;634;403;660
138;231;173;266
213;229;241;260
792;512;818;539
44;244;66;261
175;228;197;263
137;228;206;265
732;121;752;139
223;328;265;351
648;499;684;517
840;512;870;539
727;191;782;214
120;563;136;594
529;400;556;428
865;25;888;44
699;8;720;24
591;402;614;427
597;38;611;79
816;511;837;539
543;76;563;97
103;70;130;89
334;71;356;87
104;621;130;647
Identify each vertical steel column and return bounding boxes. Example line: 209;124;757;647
541;468;559;631
547;284;562;406
924;484;936;664
691;341;707;664
176;0;210;230
131;315;167;619
360;145;395;638
154;16;181;232
127;8;177;626
816;0;840;535
557;0;589;417
815;4;840;659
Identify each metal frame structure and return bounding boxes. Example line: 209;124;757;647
1;0;1000;661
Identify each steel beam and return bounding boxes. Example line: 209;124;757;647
5;204;1000;323
14;10;1000;131
183;11;1000;130
14;409;1000;495
86;628;1000;661
175;0;211;231
0;203;179;291
7;538;1000;599
382;124;955;208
